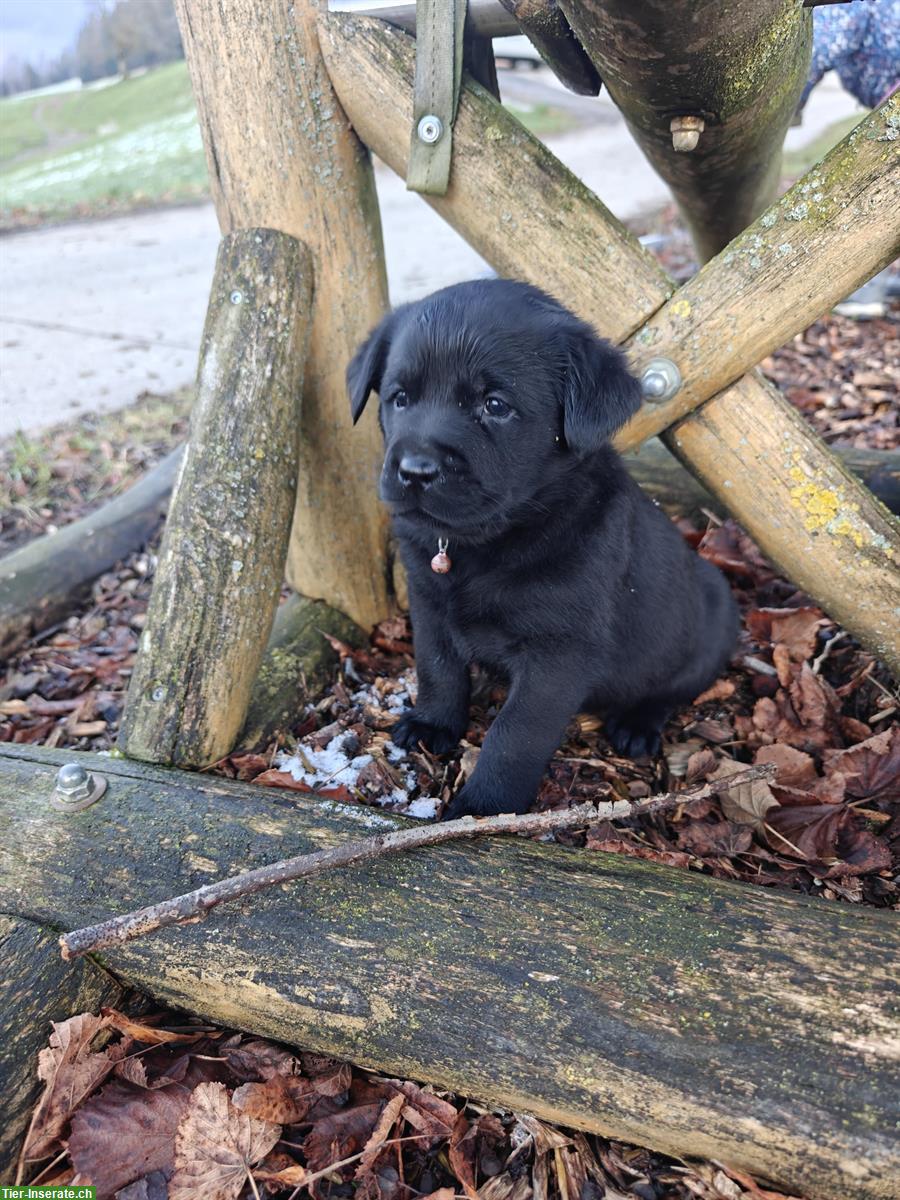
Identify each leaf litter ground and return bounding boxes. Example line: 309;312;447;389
4;253;898;1200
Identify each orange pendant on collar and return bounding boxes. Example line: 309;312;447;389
431;538;451;574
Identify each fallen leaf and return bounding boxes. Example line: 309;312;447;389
303;1103;384;1173
693;678;735;705
222;1036;299;1081
747;607;827;661
168;1082;280;1200
25;1013;120;1162
823;726;900;803
355;1093;406;1177
102;1009;204;1046
713;759;777;831
449;1113;479;1200
677;819;753;857
753;745;817;790
114;1171;169;1200
252;769;356;803
233;1073;315;1123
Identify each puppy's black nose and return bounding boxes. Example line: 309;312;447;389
398;453;440;485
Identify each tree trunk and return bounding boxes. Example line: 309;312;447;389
0;914;123;1181
0;447;183;660
174;0;392;630
120;229;313;768
557;0;812;260
1;745;898;1200
317;13;900;673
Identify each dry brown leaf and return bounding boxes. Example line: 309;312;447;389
222;1036;299;1081
712;760;777;832
418;1190;456;1200
478;1174;533;1200
449;1112;480;1200
168;1082;280;1200
823;725;900;803
25;1012;120;1161
514;1115;572;1156
355;1093;406;1178
753;744;817;790
101;1009;204;1046
303;1102;384;1172
233;1073;315;1124
693;678;736;705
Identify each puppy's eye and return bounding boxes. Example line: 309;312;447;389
483;395;513;419
392;390;409;410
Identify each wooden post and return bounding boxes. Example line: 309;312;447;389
497;2;601;95
174;0;391;630
120;230;313;767
317;13;900;672
557;0;812;259
2;744;899;1200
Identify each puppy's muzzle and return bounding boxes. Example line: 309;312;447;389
398;453;440;487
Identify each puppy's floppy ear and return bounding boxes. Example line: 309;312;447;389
346;311;397;425
561;328;642;454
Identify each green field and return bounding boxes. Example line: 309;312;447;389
0;62;207;220
0;60;580;225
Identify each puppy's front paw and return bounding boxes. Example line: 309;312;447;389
605;710;664;759
392;710;462;756
442;782;531;821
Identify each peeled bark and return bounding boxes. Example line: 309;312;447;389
1;744;898;1200
120;229;313;768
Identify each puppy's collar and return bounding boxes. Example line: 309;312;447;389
431;537;452;574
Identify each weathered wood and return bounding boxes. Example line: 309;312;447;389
355;1;519;37
1;744;898;1200
120;230;313;768
0;447;183;661
557;1;812;259
318;13;900;672
498;2;600;95
0;913;123;1181
625;440;900;521
623;97;900;447
175;0;391;629
238;593;365;750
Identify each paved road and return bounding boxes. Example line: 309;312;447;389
0;70;862;438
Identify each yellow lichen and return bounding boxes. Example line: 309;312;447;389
670;299;692;319
788;465;864;546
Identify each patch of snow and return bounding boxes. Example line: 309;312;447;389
275;734;372;791
405;796;440;820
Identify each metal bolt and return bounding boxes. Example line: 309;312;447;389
53;762;107;811
417;114;444;145
151;685;165;702
670;115;705;152
640;357;682;403
230;289;243;305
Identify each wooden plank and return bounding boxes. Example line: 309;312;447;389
0;914;123;1181
175;0;392;629
120;229;313;767
1;744;898;1200
317;13;900;672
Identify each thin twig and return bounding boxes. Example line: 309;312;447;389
59;766;773;961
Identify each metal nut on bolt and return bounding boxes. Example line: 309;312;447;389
670;115;705;153
417;114;444;145
640;357;682;404
52;762;107;811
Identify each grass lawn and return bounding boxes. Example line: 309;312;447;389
0;61;580;224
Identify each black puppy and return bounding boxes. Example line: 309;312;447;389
348;279;737;818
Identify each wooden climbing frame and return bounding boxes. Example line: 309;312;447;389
120;0;899;771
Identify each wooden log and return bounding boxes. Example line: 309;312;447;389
622;97;900;448
1;744;898;1200
556;1;812;260
317;13;900;673
625;440;900;521
497;2;600;95
175;0;391;630
0;914;123;1181
120;230;313;768
238;592;365;750
0;447;183;661
355;1;519;38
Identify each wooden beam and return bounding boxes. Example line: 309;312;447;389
350;1;519;38
120;230;313;768
557;0;812;260
0;446;183;660
317;13;900;673
175;0;392;629
2;744;899;1200
621;97;900;448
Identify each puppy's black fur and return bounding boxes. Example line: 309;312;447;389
348;279;737;818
